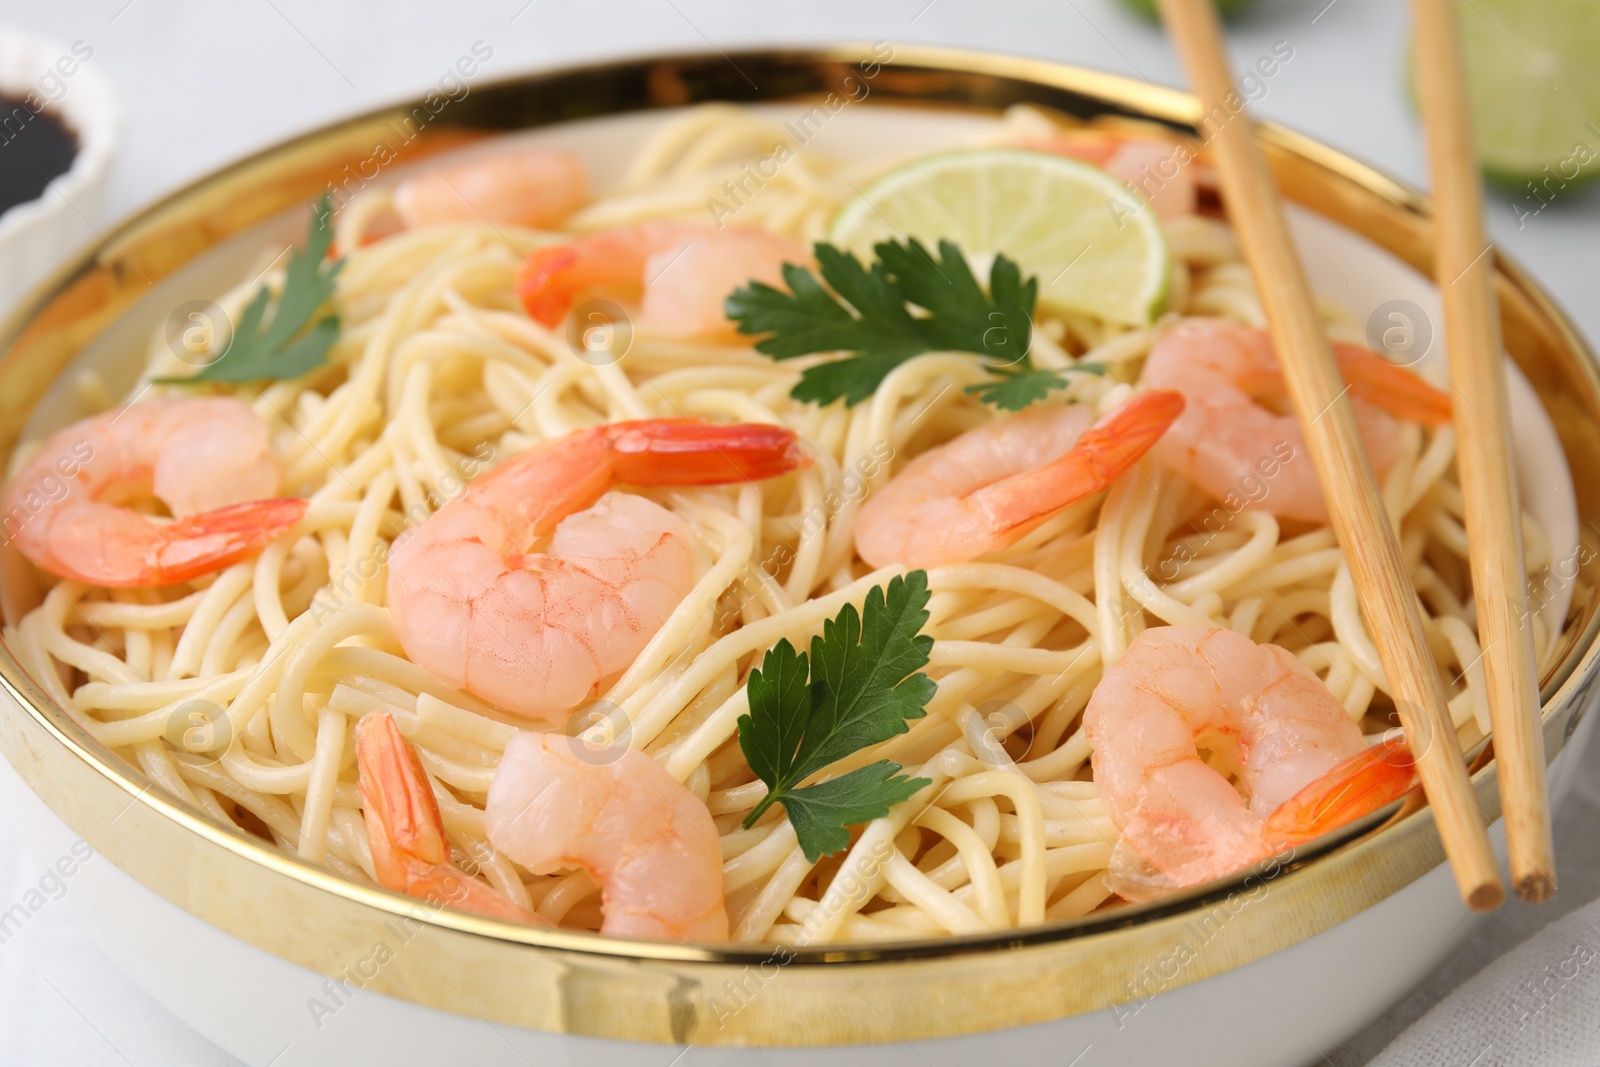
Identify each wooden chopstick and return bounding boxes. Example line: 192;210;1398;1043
1156;0;1504;910
1410;0;1554;903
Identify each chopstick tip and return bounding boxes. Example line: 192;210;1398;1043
1514;871;1556;904
1467;879;1505;912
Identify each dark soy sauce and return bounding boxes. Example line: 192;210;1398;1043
0;95;79;215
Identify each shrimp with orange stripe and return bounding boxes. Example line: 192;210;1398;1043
854;391;1186;569
1085;625;1416;898
2;396;305;588
1140;318;1452;523
386;417;808;722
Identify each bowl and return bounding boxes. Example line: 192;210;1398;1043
2;46;1599;1067
0;26;119;317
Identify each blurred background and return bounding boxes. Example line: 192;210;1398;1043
0;1;1596;1064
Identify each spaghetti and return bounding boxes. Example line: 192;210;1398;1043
2;103;1557;944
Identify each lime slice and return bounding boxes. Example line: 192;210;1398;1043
1452;0;1600;187
829;149;1169;327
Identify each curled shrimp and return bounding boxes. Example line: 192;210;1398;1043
853;392;1185;570
386;418;807;721
1022;129;1198;219
485;731;728;941
1;397;306;588
515;222;804;336
393;147;590;230
1140;318;1452;523
356;713;543;923
1084;625;1415;896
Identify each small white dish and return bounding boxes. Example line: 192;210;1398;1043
0;27;119;316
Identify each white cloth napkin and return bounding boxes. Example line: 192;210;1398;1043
1368;891;1600;1066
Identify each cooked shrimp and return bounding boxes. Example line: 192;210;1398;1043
356;714;543;923
854;391;1185;570
485;731;728;941
515;222;804;336
393;148;589;230
1;397;306;588
1085;625;1414;892
1140;318;1452;523
387;418;807;721
1023;129;1198;219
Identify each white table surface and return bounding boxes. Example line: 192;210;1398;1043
0;1;1596;1064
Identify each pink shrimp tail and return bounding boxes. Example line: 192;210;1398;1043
114;497;308;588
443;418;803;544
1020;133;1123;167
978;390;1185;531
516;245;583;327
357;714;448;876
1073;389;1187;479
356;714;543;924
1331;341;1453;429
1262;736;1417;848
604;419;809;485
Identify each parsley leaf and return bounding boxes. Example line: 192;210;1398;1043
774;762;931;862
726;250;928;406
726;238;1093;411
737;571;936;862
965;362;1107;412
156;192;343;385
876;238;1035;360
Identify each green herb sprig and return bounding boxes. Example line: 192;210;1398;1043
156;192;343;385
725;238;1103;411
737;571;936;862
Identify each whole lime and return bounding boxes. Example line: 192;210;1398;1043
1414;0;1600;192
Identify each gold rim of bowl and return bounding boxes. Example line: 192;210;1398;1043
0;44;1598;1045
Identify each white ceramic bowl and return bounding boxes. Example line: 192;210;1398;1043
0;26;119;316
2;46;1598;1067
0;719;1589;1067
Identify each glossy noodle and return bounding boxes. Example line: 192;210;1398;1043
2;103;1558;944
